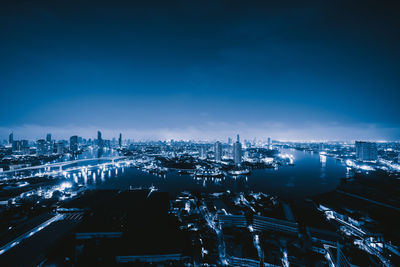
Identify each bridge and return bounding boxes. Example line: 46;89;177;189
0;156;128;177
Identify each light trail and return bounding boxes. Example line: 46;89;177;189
200;204;228;266
0;156;128;177
0;213;64;256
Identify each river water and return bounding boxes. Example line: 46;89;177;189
77;148;347;200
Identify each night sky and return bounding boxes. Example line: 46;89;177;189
1;0;399;141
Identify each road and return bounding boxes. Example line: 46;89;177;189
337;190;400;212
0;214;64;256
200;203;228;266
0;213;83;266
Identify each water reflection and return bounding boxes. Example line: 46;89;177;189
60;148;346;200
320;154;327;183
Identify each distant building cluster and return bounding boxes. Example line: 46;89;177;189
3;131;398;175
355;141;378;161
3;131;126;157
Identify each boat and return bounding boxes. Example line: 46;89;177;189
178;169;194;175
194;168;224;178
228;169;251;176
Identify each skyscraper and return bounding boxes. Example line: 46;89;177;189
118;133;122;147
214;141;222;162
200;146;206;159
21;140;29;154
56;142;64;154
12;140;21;152
233;134;242;165
9;133;13;145
97;131;103;147
355;141;377;161
267;137;271;149
36;139;46;155
45;134;53;154
70;136;79;152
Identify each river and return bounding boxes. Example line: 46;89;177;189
76;148;347;200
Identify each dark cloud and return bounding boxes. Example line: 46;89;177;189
0;0;399;139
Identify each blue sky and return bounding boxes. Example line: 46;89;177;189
1;0;399;141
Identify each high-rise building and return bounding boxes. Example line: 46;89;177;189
46;133;52;142
267;137;271;149
215;141;222;162
21;140;29;154
37;139;46;155
233;135;242;165
9;133;13;145
355;141;377;161
200;146;206;159
56;142;65;154
118;133;122;147
104;139;111;148
70;136;79;152
97;131;103;147
46;140;53;155
228;137;232;145
12;140;22;152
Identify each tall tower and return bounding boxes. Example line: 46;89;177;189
46;133;52;142
118;133;122;147
70;136;78;152
200;146;206;159
215;141;222;162
9;133;13;145
233;134;242;166
37;139;46;155
56;142;64;154
97;131;103;147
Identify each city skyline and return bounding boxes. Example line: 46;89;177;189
1;123;399;142
1;1;400;266
1;0;400;141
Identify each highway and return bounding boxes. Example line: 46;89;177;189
0;213;64;256
0;216;82;266
337;190;400;212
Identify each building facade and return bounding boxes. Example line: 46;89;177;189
70;136;79;152
355;141;377;161
214;141;222;162
233;134;242;165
